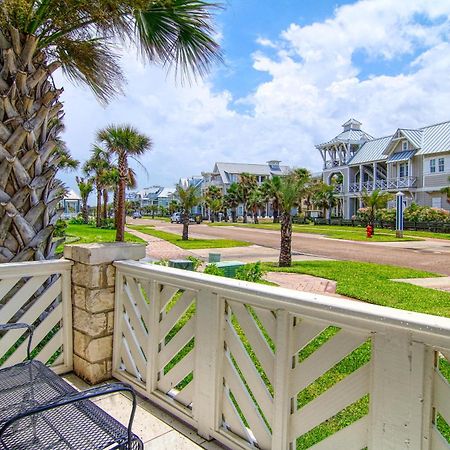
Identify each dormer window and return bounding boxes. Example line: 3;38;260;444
267;160;281;171
402;141;408;151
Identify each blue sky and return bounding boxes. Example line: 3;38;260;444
58;0;450;192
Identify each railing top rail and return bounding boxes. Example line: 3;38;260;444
114;261;450;348
0;259;73;278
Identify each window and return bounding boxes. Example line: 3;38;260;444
402;141;408;151
430;159;436;173
432;197;442;208
399;163;408;178
438;158;445;172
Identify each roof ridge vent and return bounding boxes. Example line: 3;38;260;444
342;118;362;131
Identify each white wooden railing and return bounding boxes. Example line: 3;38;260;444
112;262;450;450
0;260;73;374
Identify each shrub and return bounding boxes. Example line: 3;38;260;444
54;219;67;237
187;256;203;271
235;262;266;283
100;218;116;229
68;214;86;225
204;263;225;276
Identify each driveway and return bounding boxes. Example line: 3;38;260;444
128;219;450;276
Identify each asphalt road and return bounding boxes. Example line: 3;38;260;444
146;221;450;276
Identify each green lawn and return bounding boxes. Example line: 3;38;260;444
58;224;145;252
210;222;450;241
128;225;251;249
264;260;450;317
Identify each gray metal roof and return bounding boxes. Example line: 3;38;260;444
317;128;373;148
400;129;423;148
417;120;450;155
348;136;391;165
387;150;416;162
214;162;291;184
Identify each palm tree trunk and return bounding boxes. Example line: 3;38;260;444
81;200;89;224
182;212;189;240
96;187;102;227
243;202;247;223
102;189;108;222
279;212;292;267
113;188;118;228
231;209;237;222
0;32;64;262
273;200;279;223
116;153;127;242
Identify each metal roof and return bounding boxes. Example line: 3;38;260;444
416;120;450;155
317;128;373;148
400;129;423;148
214;162;291;184
64;189;81;201
348;136;391;165
157;187;176;198
387;150;416;162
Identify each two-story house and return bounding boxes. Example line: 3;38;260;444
201;161;291;217
319;119;450;218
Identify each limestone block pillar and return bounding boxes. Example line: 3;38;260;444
64;243;146;384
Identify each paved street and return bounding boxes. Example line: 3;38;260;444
129;219;450;276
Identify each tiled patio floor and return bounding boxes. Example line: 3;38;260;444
63;374;225;449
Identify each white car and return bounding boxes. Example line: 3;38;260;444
170;212;182;223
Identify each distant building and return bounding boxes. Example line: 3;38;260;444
178;176;204;215
319;119;450;218
60;189;81;219
126;186;176;209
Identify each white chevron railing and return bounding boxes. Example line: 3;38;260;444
0;259;73;374
112;261;450;450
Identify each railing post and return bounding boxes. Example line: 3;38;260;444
271;310;293;450
65;243;146;384
193;289;224;439
368;330;434;449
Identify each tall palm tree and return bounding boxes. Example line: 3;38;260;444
175;184;201;240
278;173;309;267
0;0;220;261
83;146;111;227
361;189;393;232
97;125;152;241
238;173;257;223
75;177;94;224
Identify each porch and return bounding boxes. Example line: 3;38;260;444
0;243;449;450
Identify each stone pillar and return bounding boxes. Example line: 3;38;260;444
64;243;146;384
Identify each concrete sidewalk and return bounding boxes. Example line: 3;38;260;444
392;276;450;292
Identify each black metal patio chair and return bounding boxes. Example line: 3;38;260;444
0;323;143;450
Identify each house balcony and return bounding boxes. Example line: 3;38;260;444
348;177;417;193
324;160;348;169
0;244;449;450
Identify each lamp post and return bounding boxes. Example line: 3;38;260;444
396;191;404;238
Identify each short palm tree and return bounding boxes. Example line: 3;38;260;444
440;176;450;203
83;146;111;227
0;0;220;261
75;177;94;224
205;185;222;222
175;185;201;240
97;125;152;241
313;184;337;221
238;173;258;223
361;189;393;231
278;174;309;267
247;188;264;224
261;177;281;223
224;183;241;222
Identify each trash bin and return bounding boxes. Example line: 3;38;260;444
168;259;195;271
208;253;221;263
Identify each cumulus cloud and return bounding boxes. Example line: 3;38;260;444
58;0;450;191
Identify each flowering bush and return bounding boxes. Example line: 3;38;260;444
357;203;450;223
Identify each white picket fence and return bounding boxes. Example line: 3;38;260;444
0;260;73;374
112;261;450;450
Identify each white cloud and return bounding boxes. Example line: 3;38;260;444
58;0;450;193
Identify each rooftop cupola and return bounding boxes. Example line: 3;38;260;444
267;160;281;170
342;118;362;132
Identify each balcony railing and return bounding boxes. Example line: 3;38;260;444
112;261;450;450
348;177;416;193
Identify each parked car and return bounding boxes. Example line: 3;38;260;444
170;212;197;223
132;211;142;219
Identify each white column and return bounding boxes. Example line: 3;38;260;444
373;162;377;189
359;165;363;191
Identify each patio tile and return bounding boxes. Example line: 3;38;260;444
136;398;205;444
144;430;203;449
95;394;172;443
199;439;229;449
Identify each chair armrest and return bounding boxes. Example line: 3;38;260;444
0;323;34;360
0;382;139;448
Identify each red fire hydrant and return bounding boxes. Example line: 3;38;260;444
366;224;373;238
